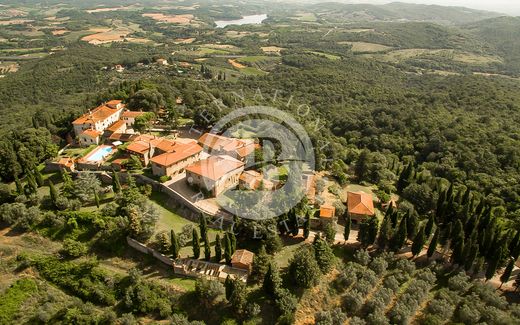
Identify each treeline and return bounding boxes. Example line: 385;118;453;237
211;53;520;218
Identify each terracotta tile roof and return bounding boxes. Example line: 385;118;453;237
186;156;244;181
236;143;255;158
231;249;254;266
109;133;138;142
347;191;375;216
122;111;145;118
106;99;122;108
153;138;177;153
81;129;101;138
198;133;254;157
320;205;336;218
73;102;123;125
240;170;261;189
150;143;202;167
106;120;126;132
58;157;74;167
127;140;151;155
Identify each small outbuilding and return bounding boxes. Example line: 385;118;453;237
231;249;254;273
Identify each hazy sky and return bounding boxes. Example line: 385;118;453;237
346;0;520;15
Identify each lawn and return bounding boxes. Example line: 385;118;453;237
169;277;196;291
150;192;195;235
273;236;306;268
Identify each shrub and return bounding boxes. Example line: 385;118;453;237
61;239;88;258
426;298;453;319
354;249;371;266
394;259;415;275
159;175;171;183
315;308;347;325
194;278;224;308
369;256;388;274
343;290;364;314
456;301;482;324
366;312;390;325
383;275;401;292
447;272;471;293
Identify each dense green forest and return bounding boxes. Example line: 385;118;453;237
2;0;520;324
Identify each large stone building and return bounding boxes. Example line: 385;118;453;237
198;133;255;162
150;142;203;178
72;100;125;146
185;155;245;197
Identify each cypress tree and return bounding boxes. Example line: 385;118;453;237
474;199;485;217
199;214;208;242
500;258;515;287
313;234;335;273
464;214;478;238
170;229;180;258
112;171;121;193
94;190;100;208
263;262;282;297
224;275;233;300
384;204;394;225
26;172;38;194
229;231;237;254
34;168;44;187
192;228;200;259
509;231;520;258
436;189;447;222
344;214;351;242
473;257;485;277
49;180;59;206
452;220;464;243
482;223;495;257
377;214;393;250
391;216;407;251
397;163;412;191
204;233;211;261
446;183;454;202
224;233;232;264
407;212;418;240
303;216;310;239
464;243;479;271
461;187;471;206
439;222;452;247
251;245;270;283
451;237;464;265
411;226;426;257
390;210;399;228
486;247;502;281
425;214;435;238
215;234;222;262
427;228;440;258
14;176;23;194
289;208;299;236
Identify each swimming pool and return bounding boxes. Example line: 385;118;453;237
86;146;113;162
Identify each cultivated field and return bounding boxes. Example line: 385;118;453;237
341;41;392;53
142;13;195;25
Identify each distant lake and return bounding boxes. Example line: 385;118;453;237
215;14;267;28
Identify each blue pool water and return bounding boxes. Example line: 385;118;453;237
88;146;113;162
